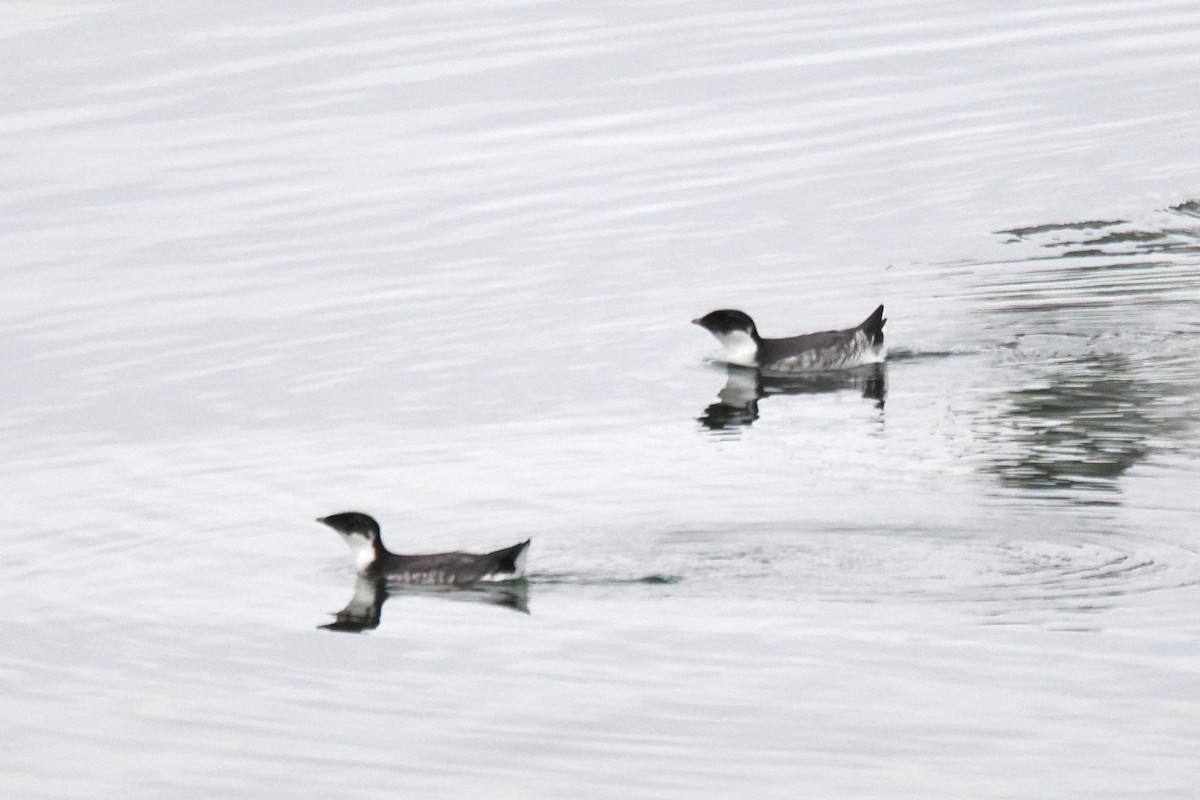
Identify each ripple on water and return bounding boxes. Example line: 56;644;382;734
490;497;1188;630
745;523;1200;627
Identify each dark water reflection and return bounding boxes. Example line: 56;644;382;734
988;354;1176;499
997;200;1200;259
981;204;1200;501
698;363;886;431
321;576;529;633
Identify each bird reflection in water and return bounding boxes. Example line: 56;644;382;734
320;575;529;633
698;362;886;431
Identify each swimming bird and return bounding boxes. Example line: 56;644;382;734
692;305;886;373
317;512;530;586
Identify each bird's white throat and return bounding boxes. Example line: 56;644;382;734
339;533;377;571
712;330;759;367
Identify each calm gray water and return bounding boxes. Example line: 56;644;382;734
3;2;1200;797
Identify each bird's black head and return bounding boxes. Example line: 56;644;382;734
317;512;381;539
691;309;759;339
317;512;386;571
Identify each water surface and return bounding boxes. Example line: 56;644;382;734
3;2;1200;798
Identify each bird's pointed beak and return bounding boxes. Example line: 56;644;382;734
691;318;702;326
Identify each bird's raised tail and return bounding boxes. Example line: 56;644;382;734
859;304;886;347
488;539;531;580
